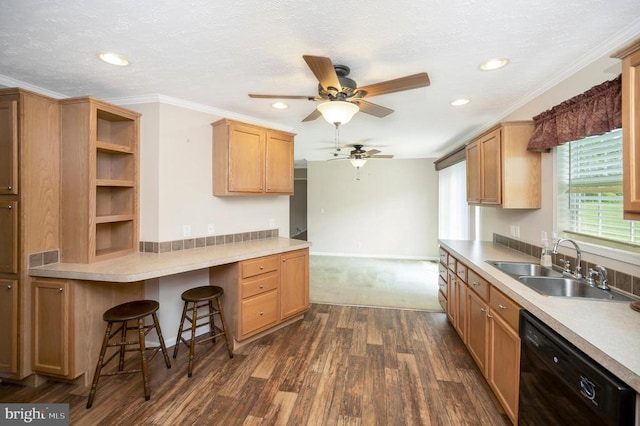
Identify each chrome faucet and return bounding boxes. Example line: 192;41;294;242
552;238;582;279
594;265;609;290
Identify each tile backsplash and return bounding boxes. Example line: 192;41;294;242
139;228;280;253
493;233;640;297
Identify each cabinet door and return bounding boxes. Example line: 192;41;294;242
454;279;467;341
0;100;18;195
280;249;309;320
0;279;18;374
465;140;481;203
32;279;72;376
265;131;294;194
466;290;489;376
446;271;456;324
479;129;502;205
228;124;265;192
0;201;18;274
488;310;520;425
622;48;640;218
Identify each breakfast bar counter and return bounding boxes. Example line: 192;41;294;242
29;237;311;282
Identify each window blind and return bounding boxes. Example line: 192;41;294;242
557;129;639;246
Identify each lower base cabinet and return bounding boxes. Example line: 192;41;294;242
444;251;521;425
212;248;310;343
32;279;75;378
0;279;18;374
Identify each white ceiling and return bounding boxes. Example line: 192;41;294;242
2;0;640;165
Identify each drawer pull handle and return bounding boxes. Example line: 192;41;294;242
487;313;493;318
7;186;12;190
471;281;478;286
480;307;486;312
2;205;11;209
259;284;264;289
5;285;11;289
259;312;264;316
259;266;264;270
498;304;506;310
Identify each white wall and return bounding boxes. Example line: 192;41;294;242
308;158;439;259
124;101;291;341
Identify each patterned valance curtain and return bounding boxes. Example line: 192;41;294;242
526;74;622;151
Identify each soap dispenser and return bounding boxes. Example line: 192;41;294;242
540;232;552;267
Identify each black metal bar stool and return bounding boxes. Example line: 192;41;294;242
86;300;171;409
173;285;233;377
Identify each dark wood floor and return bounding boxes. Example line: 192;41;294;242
0;304;510;425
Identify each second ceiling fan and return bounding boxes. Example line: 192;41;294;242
249;55;430;124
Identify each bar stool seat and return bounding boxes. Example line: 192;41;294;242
173;285;233;377
86;300;171;409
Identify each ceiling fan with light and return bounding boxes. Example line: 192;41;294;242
249;55;430;125
332;144;393;166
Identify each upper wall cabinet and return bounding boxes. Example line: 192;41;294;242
465;121;540;209
613;38;640;220
60;97;140;263
212;119;294;196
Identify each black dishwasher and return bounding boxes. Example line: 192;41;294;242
519;310;636;426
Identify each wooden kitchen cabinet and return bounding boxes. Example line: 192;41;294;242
0;88;60;380
32;279;77;378
0;279;18;374
212;119;294;196
465;269;490;376
0;201;18;274
0;100;18;195
487;286;521;425
280;248;309;320
612;38;640;220
60;97;140;263
465;121;540;208
212;248;309;343
438;247;449;311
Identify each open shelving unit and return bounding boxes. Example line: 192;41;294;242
60;98;140;263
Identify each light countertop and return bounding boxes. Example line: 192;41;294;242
29;237;311;283
440;239;640;393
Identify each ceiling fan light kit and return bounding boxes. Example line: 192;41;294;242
317;100;359;125
349;157;367;168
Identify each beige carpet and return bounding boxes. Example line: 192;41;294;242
309;255;443;311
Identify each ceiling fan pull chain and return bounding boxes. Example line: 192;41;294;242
334;123;341;152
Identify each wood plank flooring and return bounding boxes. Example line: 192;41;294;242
0;304;510;425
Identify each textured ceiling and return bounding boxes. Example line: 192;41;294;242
2;0;640;164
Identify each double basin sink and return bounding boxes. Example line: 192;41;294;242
486;261;634;302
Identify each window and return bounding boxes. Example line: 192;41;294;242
438;161;471;240
557;128;639;247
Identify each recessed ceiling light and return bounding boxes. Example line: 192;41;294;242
98;52;129;66
451;98;470;106
479;57;509;71
271;102;288;110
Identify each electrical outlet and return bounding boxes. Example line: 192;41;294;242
183;225;191;237
207;224;215;235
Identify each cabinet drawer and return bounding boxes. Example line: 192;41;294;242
438;290;447;311
490;287;520;331
456;262;467;282
439;248;448;265
438;275;448;295
447;256;456;272
467;269;489;302
242;255;279;279
241;290;279;337
438;262;448;281
242;271;278;299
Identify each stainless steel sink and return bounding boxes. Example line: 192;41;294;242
518;276;634;301
486;260;563;277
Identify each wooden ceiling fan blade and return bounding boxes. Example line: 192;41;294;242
366;149;381;156
303;55;341;91
354;99;394;118
302;108;322;122
249;94;319;100
357;72;430;97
